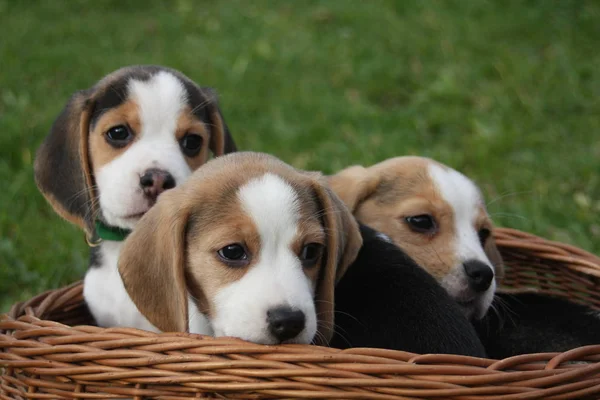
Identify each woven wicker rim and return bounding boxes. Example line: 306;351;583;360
2;227;600;399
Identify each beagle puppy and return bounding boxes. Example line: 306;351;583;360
118;152;362;345
117;152;487;356
34;65;236;334
330;156;600;357
329;156;503;320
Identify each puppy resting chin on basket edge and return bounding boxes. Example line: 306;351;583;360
329;156;600;358
33;65;236;336
117;152;487;357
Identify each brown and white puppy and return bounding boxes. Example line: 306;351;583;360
329;156;503;320
118;152;362;345
34;65;236;334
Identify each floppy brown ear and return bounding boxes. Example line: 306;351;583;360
201;87;237;155
118;191;190;332
310;175;363;346
34;90;97;237
486;229;504;283
328;165;380;212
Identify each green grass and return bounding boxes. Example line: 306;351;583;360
1;0;599;312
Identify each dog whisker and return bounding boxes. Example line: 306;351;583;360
315;320;353;348
311;328;328;346
315;306;364;328
485;190;533;208
492;294;517;329
108;85;127;102
188;97;213;117
66;185;98;208
489;212;529;221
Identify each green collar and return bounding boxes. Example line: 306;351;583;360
94;220;132;242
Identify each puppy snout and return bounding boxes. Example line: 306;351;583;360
139;168;176;200
463;260;494;293
267;307;305;342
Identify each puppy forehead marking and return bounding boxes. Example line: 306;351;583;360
428;163;482;221
129;71;187;138
429;163;489;262
238;173;300;241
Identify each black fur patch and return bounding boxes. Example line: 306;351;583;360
166;69;236;153
181;79;211;122
473;292;600;358
331;224;487;357
88;246;103;268
89;82;129;129
89;66;162;129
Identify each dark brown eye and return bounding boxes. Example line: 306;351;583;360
105;125;133;147
299;243;323;268
478;228;491;246
180;134;203;157
217;243;248;266
405;214;437;234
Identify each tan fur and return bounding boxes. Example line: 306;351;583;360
41;193;83;229
176;106;211;168
329;156;504;282
118;191;190;332
118;153;362;345
184;185;325;319
208;111;227;156
186;212;257;319
327;165;380;212
88;100;141;170
34;91;95;234
308;175;363;344
34;66;234;240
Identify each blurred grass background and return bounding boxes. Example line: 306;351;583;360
1;0;599;311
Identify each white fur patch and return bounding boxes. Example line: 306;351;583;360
210;173;317;344
84;242;159;332
95;71;193;230
84;242;213;335
428;164;496;318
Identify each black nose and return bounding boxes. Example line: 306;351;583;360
267;307;305;342
139;168;176;201
463;260;494;292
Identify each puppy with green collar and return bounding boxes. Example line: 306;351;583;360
34;65;236;334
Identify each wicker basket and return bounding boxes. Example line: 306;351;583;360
2;227;600;400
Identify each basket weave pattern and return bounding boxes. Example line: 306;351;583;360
2;227;600;399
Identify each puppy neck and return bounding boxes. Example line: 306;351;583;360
90;220;132;243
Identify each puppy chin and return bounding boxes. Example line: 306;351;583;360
455;287;496;320
442;271;496;320
212;325;274;345
474;281;496;320
101;208;148;230
99;191;154;229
